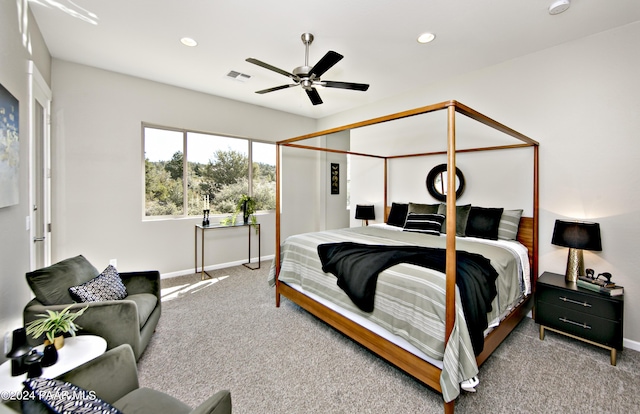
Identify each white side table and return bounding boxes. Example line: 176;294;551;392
0;335;107;400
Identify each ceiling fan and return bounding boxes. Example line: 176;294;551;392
246;33;370;105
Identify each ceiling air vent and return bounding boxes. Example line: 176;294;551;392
226;71;251;82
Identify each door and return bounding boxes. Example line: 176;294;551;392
29;61;52;270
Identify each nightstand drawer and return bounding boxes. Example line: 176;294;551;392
536;302;623;348
536;284;622;321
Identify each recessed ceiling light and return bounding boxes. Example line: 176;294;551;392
417;32;436;44
180;37;198;47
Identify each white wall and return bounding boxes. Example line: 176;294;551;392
0;1;52;348
325;131;350;230
50;60;316;276
318;22;640;346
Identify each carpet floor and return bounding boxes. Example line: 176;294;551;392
136;265;640;413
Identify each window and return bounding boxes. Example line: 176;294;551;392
143;126;275;218
251;141;276;211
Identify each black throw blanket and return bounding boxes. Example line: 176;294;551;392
317;242;498;355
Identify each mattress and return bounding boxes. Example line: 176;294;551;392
268;225;529;402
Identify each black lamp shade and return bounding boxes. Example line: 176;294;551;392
551;220;602;251
355;205;375;220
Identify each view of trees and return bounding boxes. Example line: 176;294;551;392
145;148;275;217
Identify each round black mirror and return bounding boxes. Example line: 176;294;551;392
426;164;465;202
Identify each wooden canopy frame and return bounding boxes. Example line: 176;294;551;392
273;100;539;413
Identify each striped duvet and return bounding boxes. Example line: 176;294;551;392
269;225;527;402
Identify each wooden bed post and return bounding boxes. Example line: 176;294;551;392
444;104;457;414
384;158;388;220
444;104;457;344
275;142;281;307
532;144;539;290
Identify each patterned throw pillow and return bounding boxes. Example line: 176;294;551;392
69;265;127;302
22;377;123;414
403;212;445;236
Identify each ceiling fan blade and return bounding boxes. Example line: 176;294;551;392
306;88;323;105
255;84;298;94
323;81;370;91
246;58;295;79
310;51;343;77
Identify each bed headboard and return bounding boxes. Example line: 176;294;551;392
384;206;535;271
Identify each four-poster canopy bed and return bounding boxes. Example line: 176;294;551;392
271;100;539;413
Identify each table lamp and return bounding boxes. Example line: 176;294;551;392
551;219;602;283
355;205;375;226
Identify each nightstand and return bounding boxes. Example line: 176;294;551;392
535;271;624;365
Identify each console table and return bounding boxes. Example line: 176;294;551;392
195;223;261;279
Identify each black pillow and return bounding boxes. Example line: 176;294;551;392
466;206;505;240
386;203;409;227
403;213;445;236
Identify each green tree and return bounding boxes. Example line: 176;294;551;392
165;151;183;180
145;147;275;217
145;158;183;216
204;149;248;188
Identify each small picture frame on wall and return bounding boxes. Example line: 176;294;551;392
330;163;339;194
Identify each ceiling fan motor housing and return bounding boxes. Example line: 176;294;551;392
293;66;313;77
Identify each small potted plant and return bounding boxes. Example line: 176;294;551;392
25;305;87;349
236;194;257;225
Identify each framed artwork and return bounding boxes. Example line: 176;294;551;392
0;83;20;208
330;163;339;194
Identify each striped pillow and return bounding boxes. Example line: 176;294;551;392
498;209;523;240
403;213;445;236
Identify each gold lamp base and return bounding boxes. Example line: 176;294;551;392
565;248;584;283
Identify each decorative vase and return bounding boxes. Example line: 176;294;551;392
41;344;58;367
7;327;32;377
25;350;43;378
44;335;64;350
242;200;249;224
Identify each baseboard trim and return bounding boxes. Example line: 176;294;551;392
160;255;274;279
623;338;640;352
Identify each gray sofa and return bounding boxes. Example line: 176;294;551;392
0;344;232;414
23;255;160;360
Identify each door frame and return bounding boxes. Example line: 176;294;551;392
28;61;52;270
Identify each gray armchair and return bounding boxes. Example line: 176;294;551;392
23;255;160;360
1;344;232;414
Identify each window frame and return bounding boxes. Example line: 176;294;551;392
142;122;275;220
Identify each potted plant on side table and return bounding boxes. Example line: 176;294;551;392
237;194;257;225
26;305;87;350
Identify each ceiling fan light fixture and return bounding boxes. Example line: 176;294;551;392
180;37;198;47
417;32;436;44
